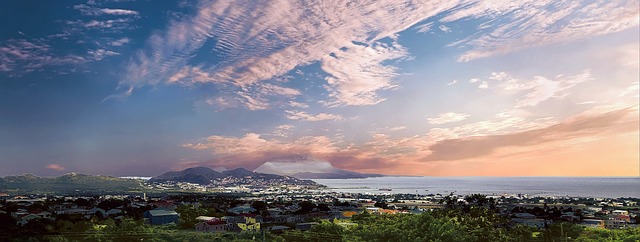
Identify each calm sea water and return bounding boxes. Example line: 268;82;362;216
312;177;640;198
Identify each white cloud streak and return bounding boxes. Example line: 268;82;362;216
445;0;639;61
74;4;139;16
489;70;593;107
428;112;470;125
285;110;343;121
110;37;131;46
88;49;120;61
0;39;86;74
119;0;459;108
116;0;637;109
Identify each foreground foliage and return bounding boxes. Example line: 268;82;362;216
3;194;639;241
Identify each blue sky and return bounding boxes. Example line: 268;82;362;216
1;0;638;177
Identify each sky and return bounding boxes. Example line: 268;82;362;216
0;0;638;177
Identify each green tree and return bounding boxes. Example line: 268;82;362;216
575;227;640;242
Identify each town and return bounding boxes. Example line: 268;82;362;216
1;178;639;241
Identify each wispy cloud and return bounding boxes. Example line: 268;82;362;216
445;0;639;61
88;49;120;61
118;0;460;107
285;110;343;121
489;70;593;107
46;164;65;171
428;112;470;125
110;37;131;46
117;0;637;108
389;126;407;131
423;107;638;161
273;124;295;137
178;105;638;174
619;82;639;98
288;101;309;109
74;4;139;16
413;22;433;33
0;39;86;74
438;25;451;33
320;41;409;106
66;18;135;31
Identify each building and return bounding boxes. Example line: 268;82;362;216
580;219;605;229
295;222;319;231
143;209;179;225
195;219;227;233
512;213;537;219
611;210;629;216
150;201;177;210
606;215;631;229
511;218;546;229
228;205;256;214
237;215;261;231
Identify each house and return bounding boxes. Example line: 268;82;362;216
151;201;177;210
195;219;227;233
195;216;217;221
237;215;261;231
606;215;631;229
511;218;546;229
143;209;179;225
36;211;52;219
105;209;123;216
295;222;319;231
17;214;41;226
513;213;537;219
268;208;284;216
580;219;605;229
286;215;304;223
89;207;107;216
239;213;263;223
611;210;629;216
366;207;380;213
221;215;244;224
269;225;290;234
228;205;256;214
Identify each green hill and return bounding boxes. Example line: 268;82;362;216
0;173;145;195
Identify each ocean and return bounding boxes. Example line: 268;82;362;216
312;176;640;198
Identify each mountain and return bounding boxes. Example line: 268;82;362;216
0;173;144;195
148;166;223;184
148;167;316;185
254;161;384;179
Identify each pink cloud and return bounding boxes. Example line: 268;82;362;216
45;164;65;171
423;107;638;161
179;106;638;176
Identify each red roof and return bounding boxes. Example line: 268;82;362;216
152;201;175;207
615;215;630;220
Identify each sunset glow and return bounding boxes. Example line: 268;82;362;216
1;0;638;177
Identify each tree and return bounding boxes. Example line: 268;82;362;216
575;227;640;242
296;201;316;214
73;198;93;207
310;221;344;236
374;201;388;209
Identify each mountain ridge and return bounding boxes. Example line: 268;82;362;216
148;166;316;185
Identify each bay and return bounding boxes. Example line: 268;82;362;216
312;176;640;198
